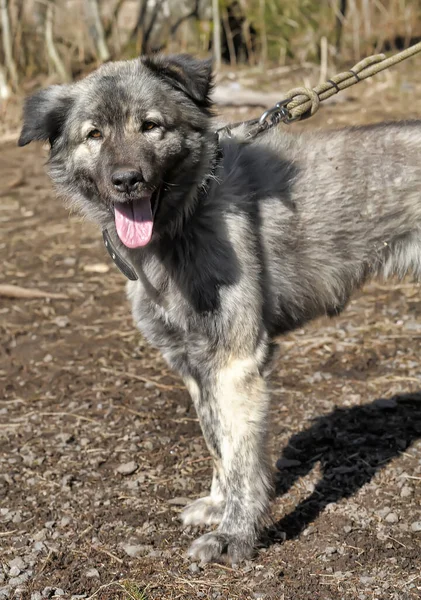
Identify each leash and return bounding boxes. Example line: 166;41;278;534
217;40;421;139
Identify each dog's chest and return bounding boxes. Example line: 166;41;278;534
127;261;191;334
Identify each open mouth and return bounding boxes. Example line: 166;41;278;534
113;190;160;249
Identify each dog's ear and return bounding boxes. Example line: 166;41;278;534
18;86;74;147
142;54;213;112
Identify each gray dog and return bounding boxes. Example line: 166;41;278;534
19;54;421;564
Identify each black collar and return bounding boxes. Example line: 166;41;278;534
102;228;138;281
102;142;223;281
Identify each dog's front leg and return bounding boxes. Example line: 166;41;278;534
181;375;227;526
186;356;272;564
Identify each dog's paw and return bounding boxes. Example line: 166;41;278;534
187;531;254;564
181;496;225;526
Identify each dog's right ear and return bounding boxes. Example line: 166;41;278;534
18;86;74;147
141;54;214;113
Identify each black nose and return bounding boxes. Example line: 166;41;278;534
111;169;143;193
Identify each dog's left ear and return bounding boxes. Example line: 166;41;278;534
18;85;74;147
142;54;213;112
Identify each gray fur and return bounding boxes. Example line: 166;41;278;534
19;54;421;564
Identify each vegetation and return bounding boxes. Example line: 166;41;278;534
0;0;420;96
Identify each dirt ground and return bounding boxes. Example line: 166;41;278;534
1;63;421;600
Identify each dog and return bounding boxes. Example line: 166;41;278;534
18;54;421;564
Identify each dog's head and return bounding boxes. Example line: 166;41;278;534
19;54;215;248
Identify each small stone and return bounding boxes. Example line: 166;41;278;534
83;263;110;274
9;573;29;587
53;316;70;328
115;461;138;476
324;546;337;555
360;576;374;585
377;507;391;519
410;521;421;532
33;542;45;552
62;257;76;266
57;432;74;444
400;486;413;498
8;558;26;571
12;512;22;524
0;587;10;600
43;354;53;363
167;497;190;506
42;587;54;598
188;562;200;574
120;544;152;558
373;398;397;409
54;589;65;596
8;567;20;578
85;569;100;578
344;525;353;533
31;594;42;600
276;457;301;469
385;512;399;523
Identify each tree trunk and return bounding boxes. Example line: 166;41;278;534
0;0;18;89
142;0;164;53
335;0;347;54
132;0;148;53
104;0;127;39
212;0;221;70
45;0;70;81
170;0;199;37
259;0;267;66
0;63;10;99
222;7;236;67
86;0;110;62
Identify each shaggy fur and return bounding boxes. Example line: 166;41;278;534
19;54;421;563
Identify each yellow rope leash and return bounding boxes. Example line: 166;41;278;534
281;41;421;123
217;40;421;138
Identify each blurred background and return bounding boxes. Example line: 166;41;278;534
1;0;421;98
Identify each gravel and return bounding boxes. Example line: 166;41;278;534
385;512;399;523
84;569;100;578
115;461;138;475
2;97;421;599
120;543;153;557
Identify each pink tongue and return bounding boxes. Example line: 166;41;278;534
114;198;153;248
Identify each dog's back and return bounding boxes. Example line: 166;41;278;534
215;122;421;334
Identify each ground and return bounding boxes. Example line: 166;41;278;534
1;63;421;600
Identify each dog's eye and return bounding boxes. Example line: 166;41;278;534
142;121;158;132
88;129;103;140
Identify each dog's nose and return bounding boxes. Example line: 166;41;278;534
111;169;143;193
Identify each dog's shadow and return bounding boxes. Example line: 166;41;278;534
264;392;421;544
